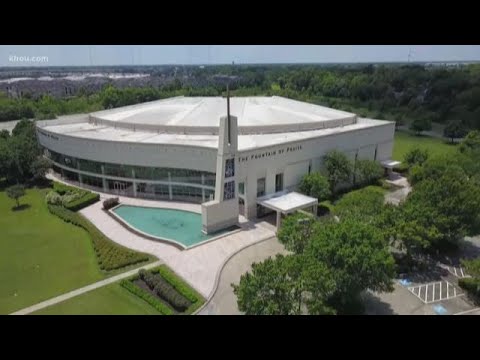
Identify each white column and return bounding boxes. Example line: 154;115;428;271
276;211;281;230
132;168;137;197
77;162;83;185
101;165;107;192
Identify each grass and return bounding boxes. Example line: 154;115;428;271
392;131;458;163
33;283;162;315
0;187;104;314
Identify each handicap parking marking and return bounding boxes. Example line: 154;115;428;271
408;281;464;304
433;304;448;315
438;263;471;278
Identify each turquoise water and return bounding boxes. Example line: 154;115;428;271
112;205;231;247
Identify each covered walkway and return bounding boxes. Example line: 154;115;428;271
257;191;318;230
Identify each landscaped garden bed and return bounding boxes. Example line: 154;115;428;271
120;265;205;315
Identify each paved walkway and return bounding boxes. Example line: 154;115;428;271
80;198;276;299
198;237;288;315
11;260;163;315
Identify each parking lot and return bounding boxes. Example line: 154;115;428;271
408;281;463;304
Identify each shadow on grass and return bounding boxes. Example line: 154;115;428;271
12;204;31;211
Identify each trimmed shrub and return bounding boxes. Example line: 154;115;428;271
103;197;119;210
120;279;173;315
53;182;77;195
64;192;100;211
155;265;204;304
47;204;150;271
140;270;191;312
45;190;63;205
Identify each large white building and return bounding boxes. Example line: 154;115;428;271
36;96;395;232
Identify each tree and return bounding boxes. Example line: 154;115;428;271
305;219;395;314
409;117;432;135
404;147;429;168
354;159;383;187
298;172;331;201
459;130;480;153
334;186;385;222
443;120;468;143
6;184;25;208
277;212;318;254
323;150;352;193
30;156;51;182
0;129;9;140
232;254;335;315
404;166;480;250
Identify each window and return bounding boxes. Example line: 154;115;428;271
238;182;245;195
374;145;378;161
275;173;284;192
224;181;235;200
257;178;266;198
225;158;235;178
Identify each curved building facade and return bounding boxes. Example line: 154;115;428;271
36;96;395;219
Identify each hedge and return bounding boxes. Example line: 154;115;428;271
120;279;174;315
458;277;480;299
47;204;151;271
154;265;206;314
64;192;100;211
53;182;77;195
51;181;100;211
139;269;191;312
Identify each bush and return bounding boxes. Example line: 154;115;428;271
64;192;100;211
334;186;385;221
155;265;204;306
103;197;119;210
51;182;100;211
53;182;76;195
298;172;331;201
404;147;429;168
45;190;63;205
47;204;151;271
120;279;173;315
140;270;191;312
458;277;480;299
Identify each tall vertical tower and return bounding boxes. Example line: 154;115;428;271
201;87;239;234
215;87;238;201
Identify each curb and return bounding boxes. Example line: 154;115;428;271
193;235;277;315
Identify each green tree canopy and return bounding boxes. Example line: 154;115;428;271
232;254;335;315
305;218;395;314
6;184;26;208
277;212;318;254
404;147;429;168
354;159;383;187
298;172;331;201
443;120;468;143
409;117;432;135
323;150;352;193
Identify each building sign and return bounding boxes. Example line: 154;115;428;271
238;144;303;163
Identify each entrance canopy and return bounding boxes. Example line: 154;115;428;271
381;159;401;169
257;190;318;215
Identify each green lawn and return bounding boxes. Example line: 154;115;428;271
392;131;458;162
33;283;161;315
0;188;104;314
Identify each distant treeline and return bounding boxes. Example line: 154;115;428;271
1;64;480;130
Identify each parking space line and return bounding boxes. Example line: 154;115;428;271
408;281;464;304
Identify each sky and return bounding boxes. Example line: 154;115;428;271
1;45;480;67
